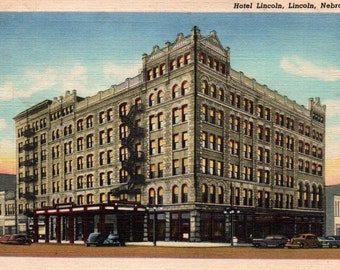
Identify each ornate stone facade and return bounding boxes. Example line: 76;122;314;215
14;27;325;243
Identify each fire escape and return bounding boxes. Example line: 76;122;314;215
20;127;37;217
112;103;145;196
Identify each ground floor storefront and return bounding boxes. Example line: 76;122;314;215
33;202;324;244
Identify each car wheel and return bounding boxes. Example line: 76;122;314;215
329;243;333;248
278;243;285;248
254;244;260;248
299;242;304;248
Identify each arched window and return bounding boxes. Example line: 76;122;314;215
77;195;84;205
157;91;164;103
305;183;310;207
318;186;323;208
201;184;208;203
218;88;224;101
182;81;189;95
119;103;128;116
312;185;318;208
210;84;216;98
149;188;155;205
120;169;128;183
87;194;94;204
158;187;164;205
218;186;224;204
172;84;179;98
172;186;179;203
149;94;155;106
182;184;188;203
201;81;208;94
298;182;304;207
210;185;216;203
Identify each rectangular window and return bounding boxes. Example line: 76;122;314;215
182;132;188;148
158;162;164;178
158;138;164;153
173;159;179;175
150;140;156;155
173;134;179;150
182;158;188;174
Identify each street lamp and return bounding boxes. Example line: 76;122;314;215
224;207;240;246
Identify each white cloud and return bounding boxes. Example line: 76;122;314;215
280;56;340;82
0;138;15;156
0;62;142;101
326;125;340;159
0;65;90;100
103;62;141;85
324;99;340;118
0;68;58;101
0;119;6;129
0;81;16;100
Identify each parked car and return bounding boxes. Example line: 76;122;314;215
0;234;32;245
86;232;124;247
318;236;340;248
252;235;288;248
286;233;319;248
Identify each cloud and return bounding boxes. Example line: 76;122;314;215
0;65;90;101
280;56;340;82
0;119;6;129
326;124;340;159
0;68;58;101
0;138;15;156
0;62;142;101
324;99;340;118
103;62;141;85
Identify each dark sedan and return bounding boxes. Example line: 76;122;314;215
0;234;32;245
252;235;288;248
86;233;124;247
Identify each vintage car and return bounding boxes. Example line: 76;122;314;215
286;233;319;248
252;235;288;248
0;234;32;245
86;232;124;247
318;236;340;248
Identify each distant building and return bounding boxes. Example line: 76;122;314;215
14;27;326;244
325;185;340;236
0;174;16;235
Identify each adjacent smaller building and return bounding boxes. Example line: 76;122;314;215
325;185;340;236
0;174;16;235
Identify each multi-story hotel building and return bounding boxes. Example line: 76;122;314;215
14;27;326;243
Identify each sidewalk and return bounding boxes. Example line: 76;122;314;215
40;239;251;247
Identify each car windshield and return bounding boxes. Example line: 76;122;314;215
88;234;100;241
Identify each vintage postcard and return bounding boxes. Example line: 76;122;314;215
0;0;339;269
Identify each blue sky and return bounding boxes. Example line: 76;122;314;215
0;12;339;184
